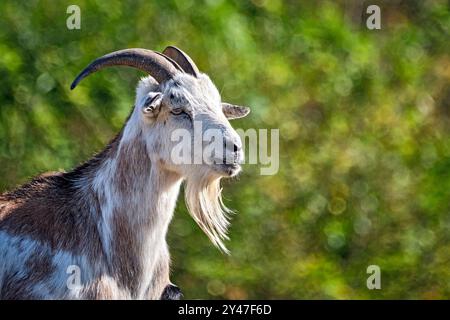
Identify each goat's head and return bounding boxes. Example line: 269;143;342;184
71;47;250;252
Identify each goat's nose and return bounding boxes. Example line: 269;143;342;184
224;141;241;153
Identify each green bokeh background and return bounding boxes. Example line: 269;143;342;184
0;0;449;299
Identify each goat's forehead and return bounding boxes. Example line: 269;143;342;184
168;74;221;110
171;73;218;93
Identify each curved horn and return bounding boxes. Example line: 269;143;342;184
70;48;181;90
162;46;199;77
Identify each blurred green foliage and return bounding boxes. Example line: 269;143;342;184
0;0;449;299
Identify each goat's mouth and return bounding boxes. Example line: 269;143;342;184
212;162;241;177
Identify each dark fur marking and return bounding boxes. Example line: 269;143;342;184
160;284;182;300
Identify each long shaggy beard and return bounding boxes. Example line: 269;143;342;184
185;170;233;253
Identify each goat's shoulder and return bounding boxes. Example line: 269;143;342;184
0;172;100;252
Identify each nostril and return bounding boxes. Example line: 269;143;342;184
223;140;242;153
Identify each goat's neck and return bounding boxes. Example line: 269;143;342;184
88;126;182;295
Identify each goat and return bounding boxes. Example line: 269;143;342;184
0;46;250;299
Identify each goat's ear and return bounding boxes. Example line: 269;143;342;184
222;102;250;120
141;92;163;118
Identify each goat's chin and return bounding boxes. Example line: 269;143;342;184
212;163;242;178
184;169;234;254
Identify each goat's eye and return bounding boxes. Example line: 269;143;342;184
170;108;185;116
